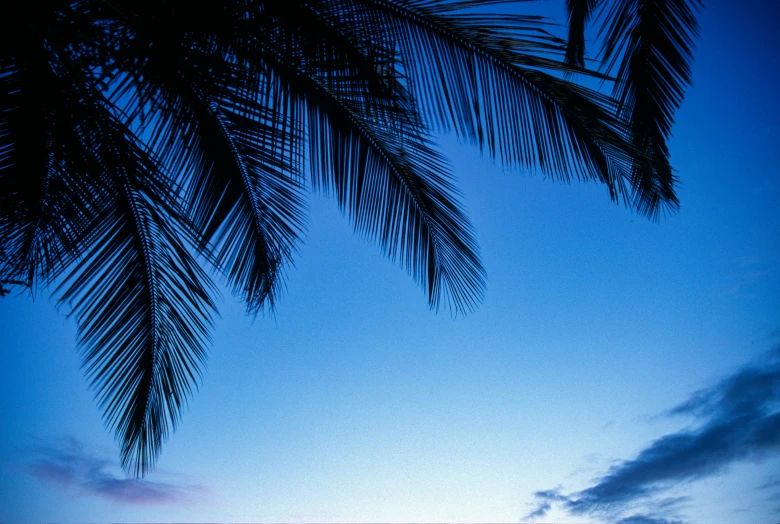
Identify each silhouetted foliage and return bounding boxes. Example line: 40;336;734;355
0;0;700;476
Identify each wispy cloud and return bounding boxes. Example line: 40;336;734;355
525;345;780;523
27;436;205;505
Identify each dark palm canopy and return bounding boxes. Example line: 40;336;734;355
0;0;700;476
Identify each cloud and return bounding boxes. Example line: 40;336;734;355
759;475;780;491
523;500;550;520
758;474;780;506
525;346;780;523
616;516;684;524
27;436;204;505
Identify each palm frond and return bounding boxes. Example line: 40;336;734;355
246;7;485;312
0;43;109;292
307;97;486;313
3;9;219;476
103;6;309;314
56;109;217;477
202;92;307;314
596;0;701;218
350;0;649;208
0;58;56;289
565;0;599;69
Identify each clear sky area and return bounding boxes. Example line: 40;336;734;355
1;1;779;523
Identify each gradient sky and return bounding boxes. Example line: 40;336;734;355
1;1;779;523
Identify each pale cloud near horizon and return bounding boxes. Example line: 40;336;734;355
26;435;206;505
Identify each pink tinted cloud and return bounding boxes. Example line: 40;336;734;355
27;436;204;505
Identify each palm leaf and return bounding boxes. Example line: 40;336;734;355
565;0;599;69
104;4;309;314
244;7;486;312
2;7;219;476
596;0;701;217
0;39;111;291
351;0;653;209
56;109;217;477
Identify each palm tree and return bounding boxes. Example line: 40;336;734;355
0;0;700;476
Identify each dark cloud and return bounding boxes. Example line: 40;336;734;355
523;488;571;520
27;436;203;505
523;501;550;520
525;347;780;523
616;516;684;524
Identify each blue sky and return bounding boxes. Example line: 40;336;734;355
1;1;779;523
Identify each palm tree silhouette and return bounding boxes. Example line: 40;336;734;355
0;0;700;476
